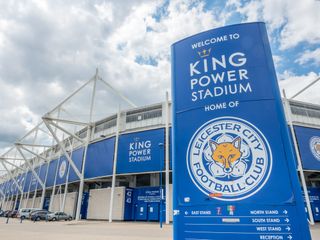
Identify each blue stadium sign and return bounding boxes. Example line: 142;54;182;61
171;22;311;240
117;129;165;174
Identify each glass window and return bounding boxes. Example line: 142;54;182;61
136;174;151;187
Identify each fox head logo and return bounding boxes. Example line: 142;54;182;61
209;137;242;174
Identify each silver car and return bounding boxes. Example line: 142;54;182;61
47;212;73;221
18;208;41;219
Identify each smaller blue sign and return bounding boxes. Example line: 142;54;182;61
124;188;133;220
43;197;51;210
294;126;320;170
132;187;165;222
302;188;320;221
117;129;165;174
80;192;89;219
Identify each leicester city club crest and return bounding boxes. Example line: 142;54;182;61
187;117;272;201
310;136;320;160
59;160;67;178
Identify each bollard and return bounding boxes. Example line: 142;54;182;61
6;217;9;224
20;216;23;224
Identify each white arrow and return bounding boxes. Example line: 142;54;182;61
284;218;290;223
283;210;288;214
185;211;189;215
287;235;293;240
286;226;291;231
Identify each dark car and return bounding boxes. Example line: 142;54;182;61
30;210;51;221
8;210;19;218
28;209;42;219
47;212;72;221
0;210;4;217
3;210;12;217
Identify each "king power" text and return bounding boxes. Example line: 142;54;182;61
189;52;252;101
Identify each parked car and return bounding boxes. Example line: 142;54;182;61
30;210;51;221
18;208;41;219
8;210;19;218
47;212;72;221
3;210;12;217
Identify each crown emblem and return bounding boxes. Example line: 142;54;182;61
198;48;211;58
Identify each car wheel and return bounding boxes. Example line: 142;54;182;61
68;217;72;221
36;217;41;221
21;216;26;220
52;217;57;221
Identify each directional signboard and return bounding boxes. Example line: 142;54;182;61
171;22;311;240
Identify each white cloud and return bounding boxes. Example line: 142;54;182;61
272;55;282;68
296;48;320;66
0;0;226;153
103;0;224;105
279;72;320;103
228;0;320;49
234;0;262;22
94;2;114;23
278;0;320;50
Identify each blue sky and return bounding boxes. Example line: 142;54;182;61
0;0;319;152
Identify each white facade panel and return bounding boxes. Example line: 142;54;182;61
33;197;42;209
87;187;125;220
50;192;77;217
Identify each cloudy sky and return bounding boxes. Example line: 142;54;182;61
0;0;319;153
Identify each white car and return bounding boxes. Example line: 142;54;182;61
47;212;73;221
18;208;41;219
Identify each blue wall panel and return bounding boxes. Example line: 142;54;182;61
55;155;69;185
2;181;8;195
6;180;12;196
85;137;115;179
18;173;26;193
68;147;84;183
294;126;320;170
36;163;48;190
117;129;165;174
46;158;58;188
23;171;32;192
29;167;40;192
11;174;25;195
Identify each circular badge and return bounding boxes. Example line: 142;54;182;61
187;117;272;201
59;160;67;178
310;136;320;160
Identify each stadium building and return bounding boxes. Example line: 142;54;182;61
0;71;320;224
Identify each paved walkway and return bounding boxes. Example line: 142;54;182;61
0;218;319;239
